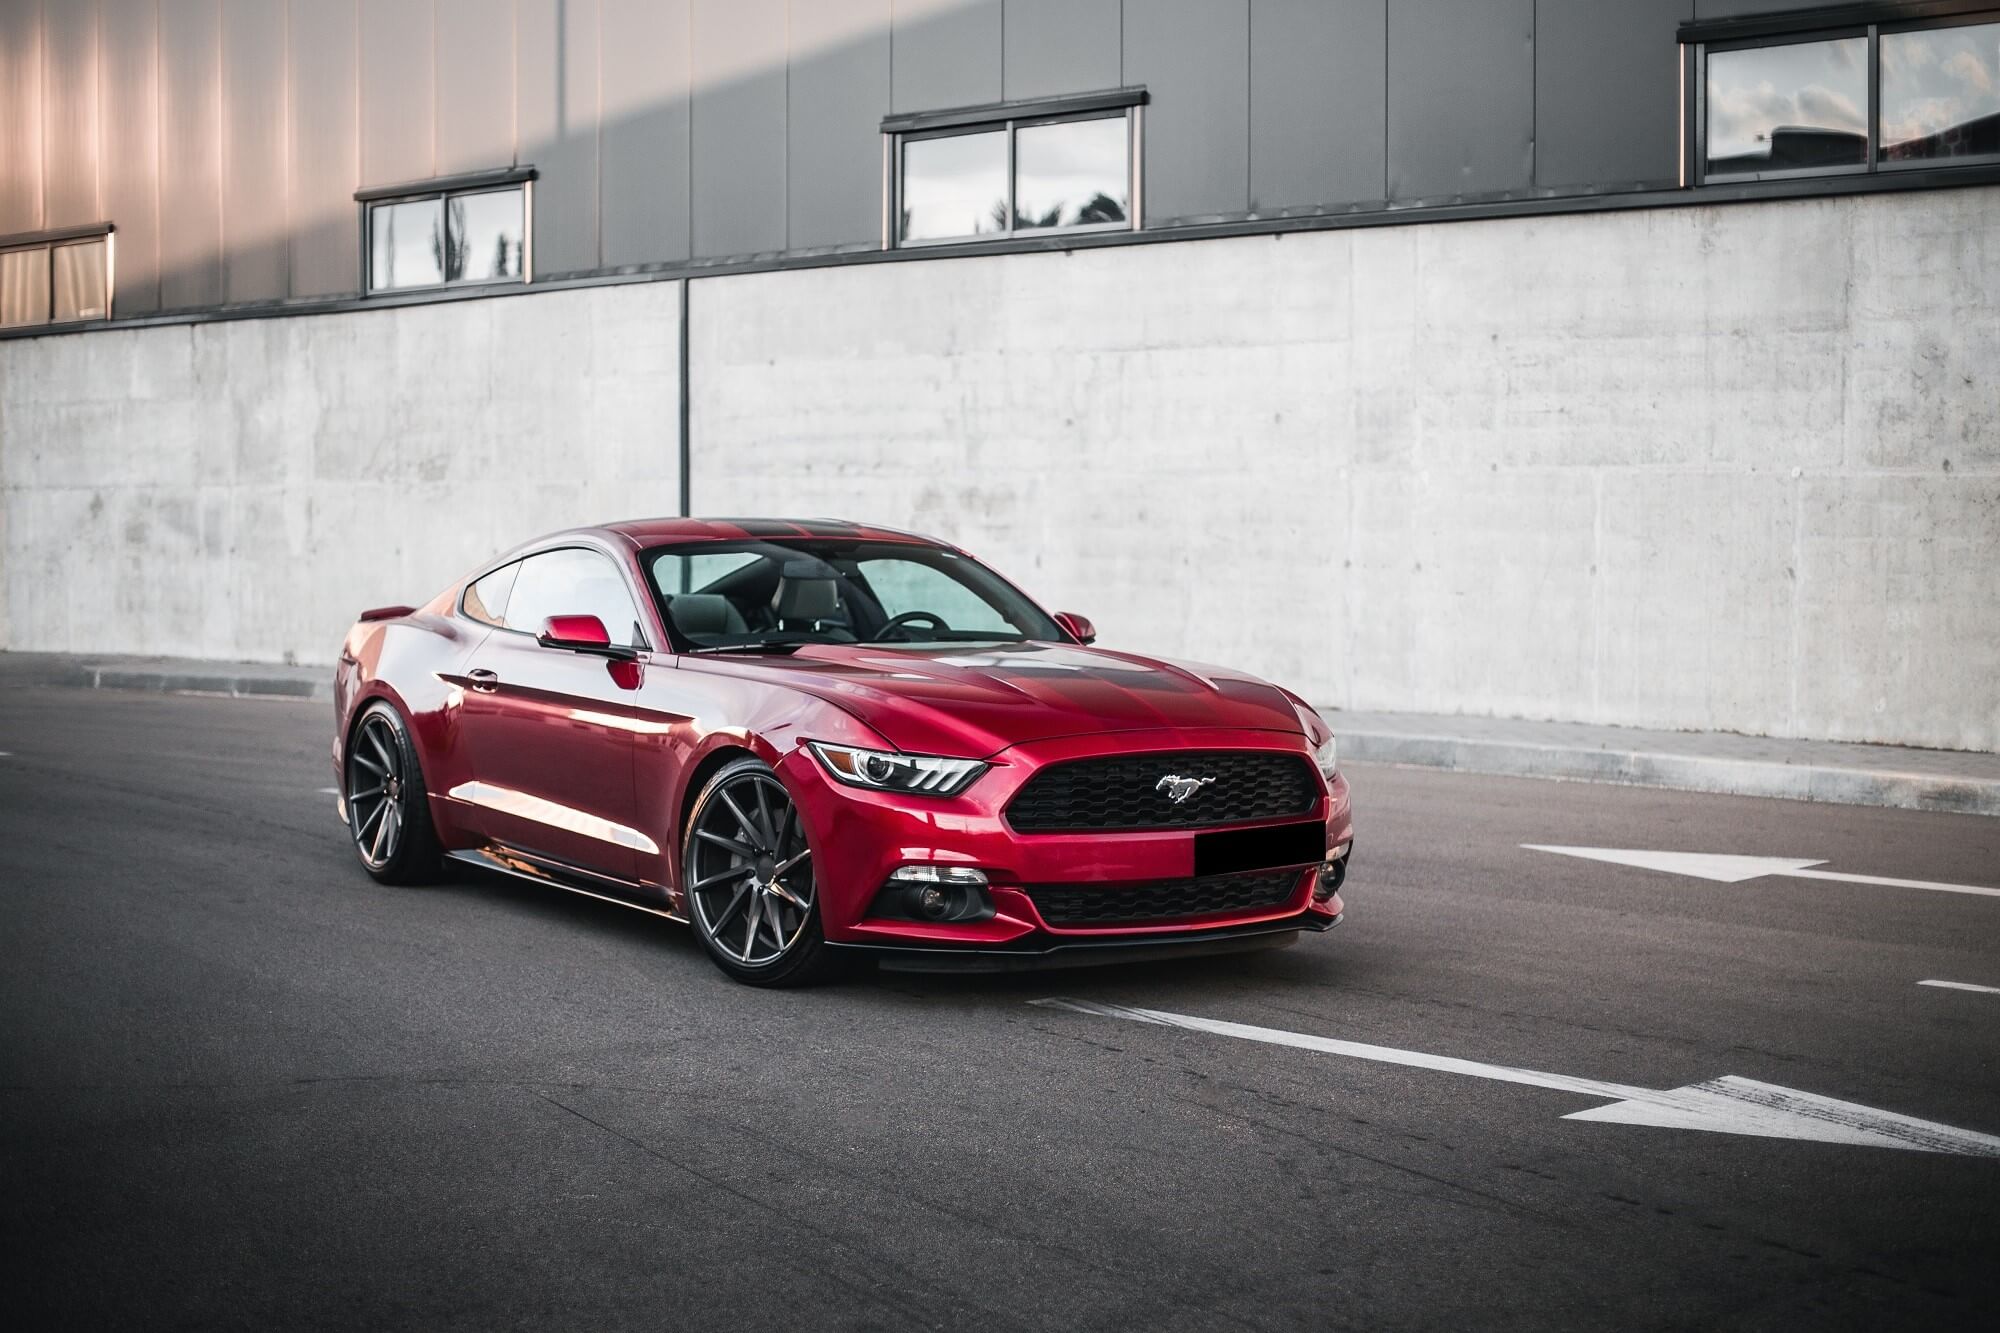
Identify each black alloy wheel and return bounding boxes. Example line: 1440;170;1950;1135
683;757;835;986
344;701;441;884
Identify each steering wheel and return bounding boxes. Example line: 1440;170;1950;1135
876;611;951;641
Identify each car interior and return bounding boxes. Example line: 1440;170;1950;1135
650;544;1053;649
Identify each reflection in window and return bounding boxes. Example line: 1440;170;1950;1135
369;198;445;291
447;189;526;282
1881;22;2000;163
1014;117;1128;230
0;246;52;328
506;548;646;648
2;235;111;328
368;184;526;293
901;132;1008;242
895;107;1134;246
52;239;109;321
1706;37;1868;177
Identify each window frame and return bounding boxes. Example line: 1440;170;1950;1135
0;224;114;329
1688;7;2000;186
356;168;535;297
883;91;1145;251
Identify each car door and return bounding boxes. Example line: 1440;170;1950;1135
455;546;653;881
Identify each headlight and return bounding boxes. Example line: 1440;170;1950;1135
807;742;987;796
1313;732;1338;780
1292;701;1338;780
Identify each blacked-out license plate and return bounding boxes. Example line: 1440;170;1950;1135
1193;821;1326;878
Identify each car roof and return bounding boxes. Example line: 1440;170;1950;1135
595;517;949;548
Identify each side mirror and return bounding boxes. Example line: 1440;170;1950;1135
537;614;637;661
1054;612;1096;646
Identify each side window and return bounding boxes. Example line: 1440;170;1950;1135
464;562;519;628
507;549;648;648
859;558;1014;633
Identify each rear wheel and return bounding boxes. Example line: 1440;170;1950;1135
683;757;836;987
343;701;441;885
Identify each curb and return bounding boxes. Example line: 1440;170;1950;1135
80;663;331;702
2;654;331;702
1338;731;2000;818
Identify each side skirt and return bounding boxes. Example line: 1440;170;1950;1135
446;846;687;925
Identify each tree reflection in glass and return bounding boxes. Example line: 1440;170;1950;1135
1014;117;1127;229
901;131;1008;242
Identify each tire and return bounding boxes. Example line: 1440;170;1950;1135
682;756;838;987
342;700;443;885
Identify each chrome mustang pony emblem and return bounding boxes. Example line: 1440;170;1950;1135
1155;773;1216;805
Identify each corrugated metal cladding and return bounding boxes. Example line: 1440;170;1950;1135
1;0;1768;316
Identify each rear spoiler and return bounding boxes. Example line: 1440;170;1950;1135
358;604;417;623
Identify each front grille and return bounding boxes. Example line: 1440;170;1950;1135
1005;750;1318;832
1026;869;1306;928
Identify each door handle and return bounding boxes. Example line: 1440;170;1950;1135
467;668;500;693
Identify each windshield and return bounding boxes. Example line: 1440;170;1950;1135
643;539;1065;650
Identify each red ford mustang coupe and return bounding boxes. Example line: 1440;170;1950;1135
333;518;1352;985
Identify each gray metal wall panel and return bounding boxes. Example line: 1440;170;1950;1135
1387;0;1534;201
45;0;101;227
0;0;44;234
1694;0;1828;16
691;0;786;259
601;0;690;266
1250;0;1385;211
518;0;599;276
787;0;889;251
435;0;516;176
1002;0;1118;101
1125;0;1250;222
891;0;999;113
289;0;357;298
1538;0;1689;189
222;0;288;303
360;0;434;187
101;0;160;312
158;0;223;310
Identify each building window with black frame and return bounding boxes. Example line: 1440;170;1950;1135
1692;8;2000;183
358;169;534;295
883;90;1144;248
0;227;112;328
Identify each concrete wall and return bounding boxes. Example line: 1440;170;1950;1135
3;187;1996;749
691;184;2000;751
0;283;682;663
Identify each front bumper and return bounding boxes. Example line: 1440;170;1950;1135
774;726;1354;955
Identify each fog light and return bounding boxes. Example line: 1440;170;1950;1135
1315;842;1351;901
877;865;994;923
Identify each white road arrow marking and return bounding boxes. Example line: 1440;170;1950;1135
1030;998;2000;1156
1920;979;2000;995
1522;845;2000;899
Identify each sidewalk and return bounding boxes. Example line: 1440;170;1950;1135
1;652;1992;816
1328;708;2000;818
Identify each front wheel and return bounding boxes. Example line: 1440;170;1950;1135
343;701;442;885
683;757;837;987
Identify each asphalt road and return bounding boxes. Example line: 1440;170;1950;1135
3;686;1998;1331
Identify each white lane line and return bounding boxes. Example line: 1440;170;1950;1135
1919;979;2000;995
1523;845;2000;899
318;786;339;795
1031;998;2000;1156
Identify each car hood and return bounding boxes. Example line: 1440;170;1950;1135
681;641;1307;757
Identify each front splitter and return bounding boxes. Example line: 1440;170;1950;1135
827;911;1342;974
